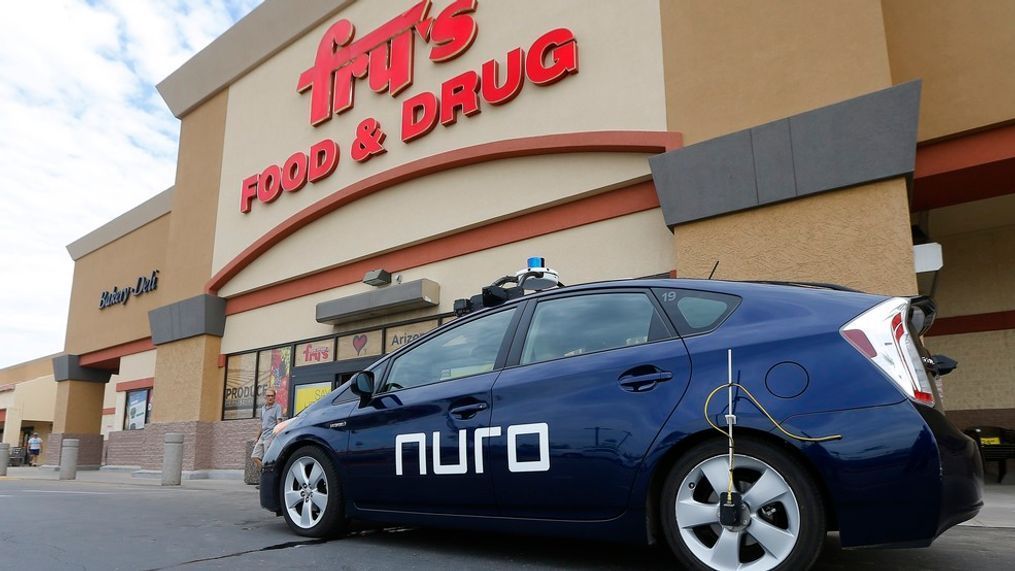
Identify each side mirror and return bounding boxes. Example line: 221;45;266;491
932;354;958;377
349;371;375;406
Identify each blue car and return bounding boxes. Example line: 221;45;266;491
259;279;983;570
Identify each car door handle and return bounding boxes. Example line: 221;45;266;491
449;402;488;419
618;370;673;392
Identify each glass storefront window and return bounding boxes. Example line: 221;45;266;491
223;353;256;420
123;389;151;430
222;315;454;420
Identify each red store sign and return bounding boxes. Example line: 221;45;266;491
240;0;579;213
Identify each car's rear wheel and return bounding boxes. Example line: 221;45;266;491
280;446;346;537
660;436;825;571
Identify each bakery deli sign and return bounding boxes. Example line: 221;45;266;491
98;270;159;309
240;0;579;214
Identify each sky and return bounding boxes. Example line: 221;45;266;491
0;0;262;369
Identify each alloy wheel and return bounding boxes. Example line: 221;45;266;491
284;456;330;529
675;454;800;571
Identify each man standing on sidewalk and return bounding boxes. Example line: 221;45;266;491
251;388;284;470
27;433;42;467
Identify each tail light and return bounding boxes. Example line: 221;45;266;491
841;298;936;406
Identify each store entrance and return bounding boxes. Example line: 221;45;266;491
289;356;379;416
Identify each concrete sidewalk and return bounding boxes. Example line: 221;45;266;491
962;484;1015;528
1;466;255;492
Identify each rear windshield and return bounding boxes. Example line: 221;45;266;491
652;288;741;336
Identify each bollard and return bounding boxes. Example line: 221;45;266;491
162;433;184;486
0;443;9;477
59;439;79;480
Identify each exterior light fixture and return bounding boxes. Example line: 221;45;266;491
363;269;392;287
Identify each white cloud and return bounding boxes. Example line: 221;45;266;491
0;0;262;369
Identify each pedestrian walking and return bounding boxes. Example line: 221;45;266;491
251;388;285;471
27;432;43;467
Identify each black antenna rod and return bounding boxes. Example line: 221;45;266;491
707;260;720;280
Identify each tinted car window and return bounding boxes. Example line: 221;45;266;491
652;288;741;335
520;293;669;365
384;308;516;391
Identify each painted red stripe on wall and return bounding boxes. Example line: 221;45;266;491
926;310;1015;337
79;338;155;368
224;181;661;315
912;124;1015;211
115;377;155;392
208;131;682;295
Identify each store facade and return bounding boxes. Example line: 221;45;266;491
0;355;58;461
7;0;1013;475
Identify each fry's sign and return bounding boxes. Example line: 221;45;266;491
240;0;579;213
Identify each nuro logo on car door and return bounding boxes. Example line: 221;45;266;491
395;423;550;475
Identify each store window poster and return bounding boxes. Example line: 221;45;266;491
223;353;256;419
295;339;335;367
294;382;333;415
257;346;293;415
385;320;439;352
337;329;382;360
125;389;149;430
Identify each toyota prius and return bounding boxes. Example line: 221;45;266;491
259;278;982;571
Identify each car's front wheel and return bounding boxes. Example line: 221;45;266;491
660;436;825;571
280;445;346;537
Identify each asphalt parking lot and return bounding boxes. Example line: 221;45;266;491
1;469;1012;570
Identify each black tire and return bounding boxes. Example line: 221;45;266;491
279;445;347;538
660;436;825;571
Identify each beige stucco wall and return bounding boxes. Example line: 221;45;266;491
214;0;667;285
53;381;105;434
62;76;227;359
926;330;1015;411
101;349;157;437
2;374;59;444
1;413;17;445
928;210;1015;318
221;207;674;354
64;216;171;355
0;354;57;386
151;336;224;423
101;382;120;437
119;349;158;381
661;0;893;144
221;152;653;296
2;375;58;446
657;2;917;294
1;365;57;445
921;201;1015;414
674;180;917;295
14;376;57;422
882;0;1015;141
0;388;13;412
162;90;229;304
